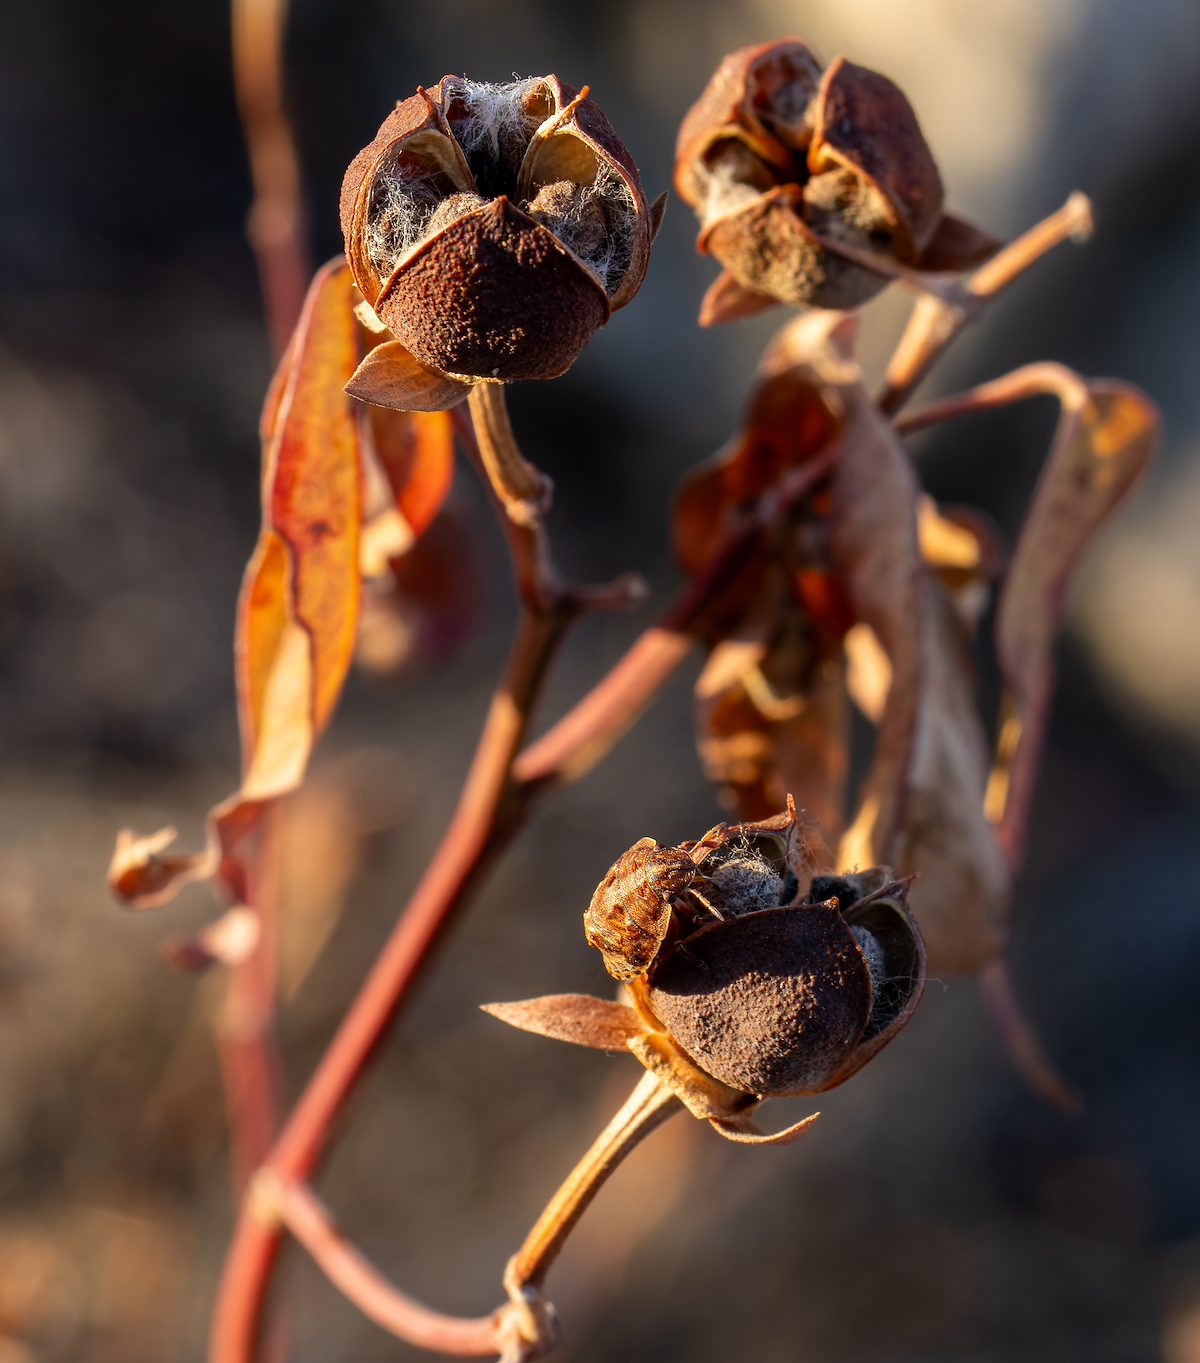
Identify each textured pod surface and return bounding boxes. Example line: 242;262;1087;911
376;197;610;381
648;905;872;1096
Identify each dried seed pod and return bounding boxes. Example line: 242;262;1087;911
647;870;924;1097
341;75;655;396
675;40;997;318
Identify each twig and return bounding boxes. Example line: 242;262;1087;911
209;603;565;1362
209;397;638;1361
215;817;283;1199
232;0;310;354
505;1071;679;1299
877;193;1093;416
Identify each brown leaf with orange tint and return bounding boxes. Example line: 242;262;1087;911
109;827;216;911
111;259;365;910
989;379;1157;865
695;619;849;835
366;405;455;543
828;381;927;872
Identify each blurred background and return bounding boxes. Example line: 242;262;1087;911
2;0;1199;1359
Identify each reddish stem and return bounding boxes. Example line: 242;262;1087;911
232;0;310;355
209;608;562;1362
271;1178;502;1354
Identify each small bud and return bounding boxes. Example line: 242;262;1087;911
340;75;654;400
675;40;997;317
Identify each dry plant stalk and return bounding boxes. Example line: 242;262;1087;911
108;35;1158;1363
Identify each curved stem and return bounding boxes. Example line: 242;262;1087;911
468;385;554;530
892;362;1085;436
270;1177;502;1354
506;1072;679;1298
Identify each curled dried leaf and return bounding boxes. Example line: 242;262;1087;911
990;379;1157;864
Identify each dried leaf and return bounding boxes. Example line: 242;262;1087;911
698;271;779;327
481;995;643;1051
887;593;1011;974
108;827;215;910
696;622;849;833
345;340;473;413
365;406;455;541
672;349;841;578
832;388;926;870
709;1109;820;1145
989;380;1157;863
111;260;365;911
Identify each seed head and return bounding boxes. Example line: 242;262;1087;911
341;75;656;389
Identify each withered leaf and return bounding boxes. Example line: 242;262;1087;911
481;995;643;1052
345;340;473;413
709;1109;821;1145
989;380;1157;865
830;382;926;871
111;260;365;910
695;621;848;834
366;405;455;542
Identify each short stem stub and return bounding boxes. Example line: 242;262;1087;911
468;384;554;527
502;1069;680;1352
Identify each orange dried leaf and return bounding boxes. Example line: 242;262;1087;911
112;260;366;911
696;624;849;834
108;827;216;910
366;405;455;542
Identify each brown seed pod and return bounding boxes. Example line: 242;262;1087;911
647;871;924;1097
675;39;997;318
341;75;656;390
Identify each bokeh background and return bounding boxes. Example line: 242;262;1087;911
2;1;1199;1360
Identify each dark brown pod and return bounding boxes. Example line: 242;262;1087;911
341;74;653;389
675;39;997;317
648;881;924;1097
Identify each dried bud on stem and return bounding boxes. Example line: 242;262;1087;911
486;805;923;1343
341;75;657;409
675;39;997;320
